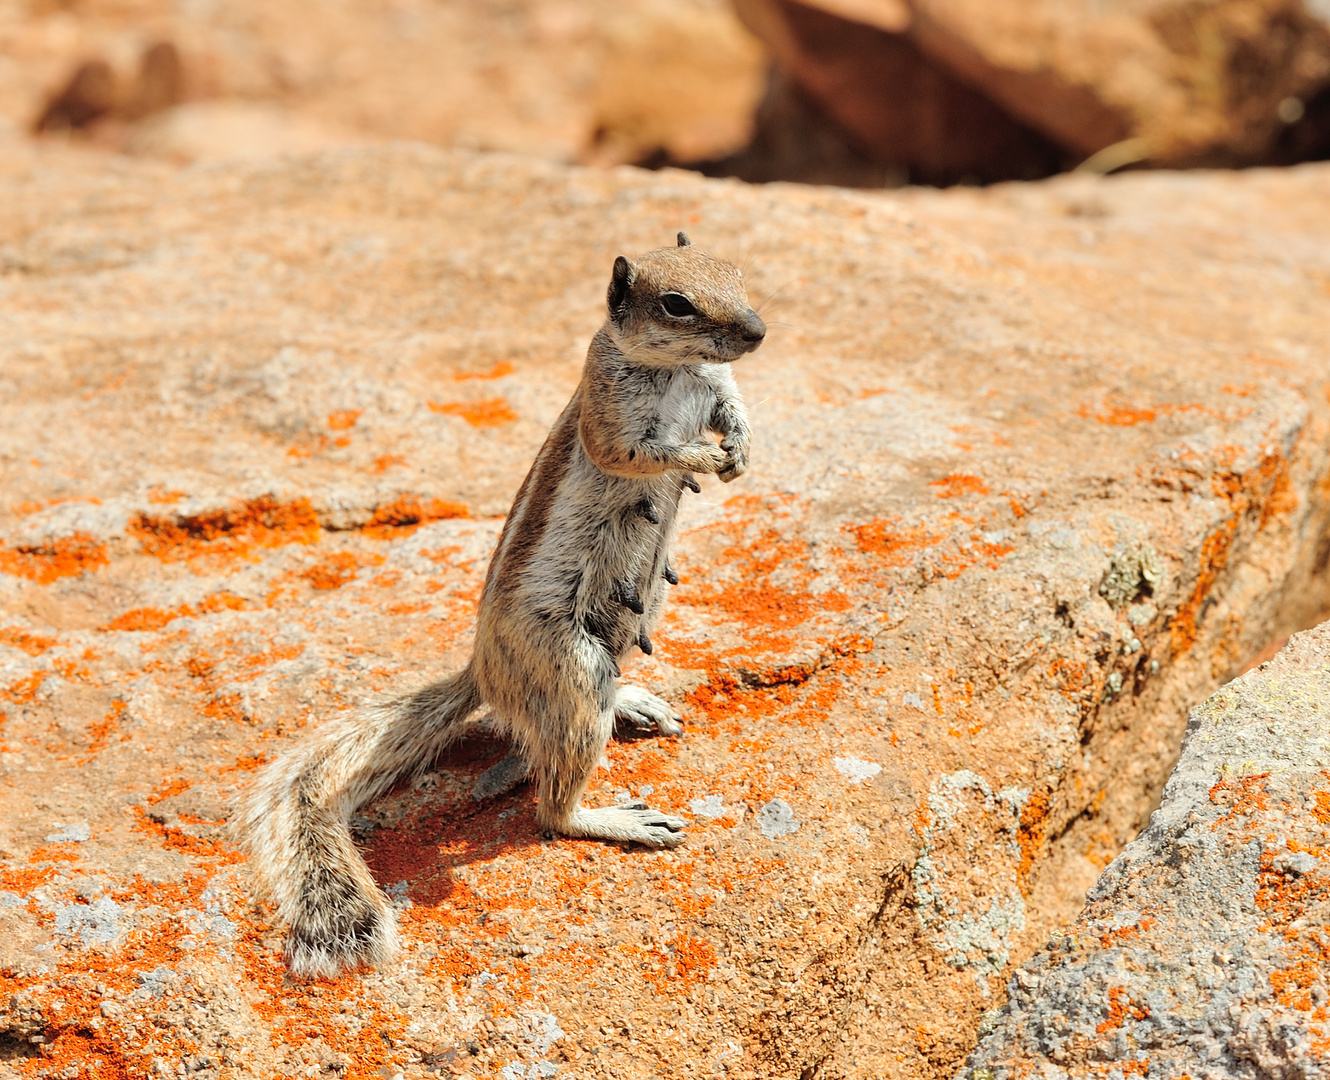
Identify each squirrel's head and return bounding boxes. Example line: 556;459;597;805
605;232;766;365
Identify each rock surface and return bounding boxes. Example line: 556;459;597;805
962;621;1330;1080
1;144;1330;1079
733;0;1330;174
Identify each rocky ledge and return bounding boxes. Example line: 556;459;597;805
962;621;1330;1080
1;144;1329;1079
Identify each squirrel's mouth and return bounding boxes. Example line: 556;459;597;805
703;336;762;362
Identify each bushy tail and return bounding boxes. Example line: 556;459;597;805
237;666;482;977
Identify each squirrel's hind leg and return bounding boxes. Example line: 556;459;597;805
476;683;681;801
534;695;686;848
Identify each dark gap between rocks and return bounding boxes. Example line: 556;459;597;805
1003;470;1330;1060
637;0;1330;189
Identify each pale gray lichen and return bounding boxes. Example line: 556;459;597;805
1127;601;1156;626
44;822;90;843
938;895;1027;976
833;756;882;783
518;1012;564;1055
928;770;993;829
1099;545;1162;609
757;799;800;839
52;895;125;946
688;793;726;819
914;772;1028;979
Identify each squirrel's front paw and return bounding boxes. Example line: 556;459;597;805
687;442;729;474
718;436;749;483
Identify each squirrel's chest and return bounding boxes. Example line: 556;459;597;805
633;369;713;441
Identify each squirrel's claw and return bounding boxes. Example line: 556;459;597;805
617;580;645;615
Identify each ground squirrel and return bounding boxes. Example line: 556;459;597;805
238;233;766;977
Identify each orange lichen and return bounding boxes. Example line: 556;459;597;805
1169;448;1291;655
634;933;717;992
17;1027;134;1080
428;397;518;426
101;592;246;632
929;474;989;498
1271;959;1320;1009
1209;772;1270;827
1099;916;1156;949
219;752;268;774
28;843;82;864
288;433;351;457
361;495;468;539
130;805;244;863
0;864;59;892
101;606;177;632
301;551;384;590
1314;786;1330;825
1079;398;1220;427
848;519;942;564
971;538;1016;568
1096;986;1150;1033
85;700;127;757
1259;457;1298;527
0;532;109;584
1048;658;1092;700
2;670;48;704
129;496;320;566
453;360;515;380
179;630;311;724
371;453;408;473
146;487;185;504
1016;790;1051;889
1078;402;1157;426
10;496;101;515
0;626;56;656
147;777;192;804
327;409;363;430
3;873;268;1080
682;574;822;631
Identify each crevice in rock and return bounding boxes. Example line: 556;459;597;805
808;408;1330;1077
0;1031;42;1062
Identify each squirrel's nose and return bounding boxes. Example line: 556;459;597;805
738;310;767;344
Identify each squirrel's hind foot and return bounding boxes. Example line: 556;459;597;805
565;805;686;848
615;684;683;737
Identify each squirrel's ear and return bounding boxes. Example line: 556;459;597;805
608;255;636;314
676;232;691;247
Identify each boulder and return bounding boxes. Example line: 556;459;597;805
731;0;1330;174
1;143;1330;1078
0;0;765;167
962;621;1330;1079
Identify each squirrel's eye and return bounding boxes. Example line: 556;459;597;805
660;292;698;318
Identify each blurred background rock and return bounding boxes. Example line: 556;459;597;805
4;0;1330;184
